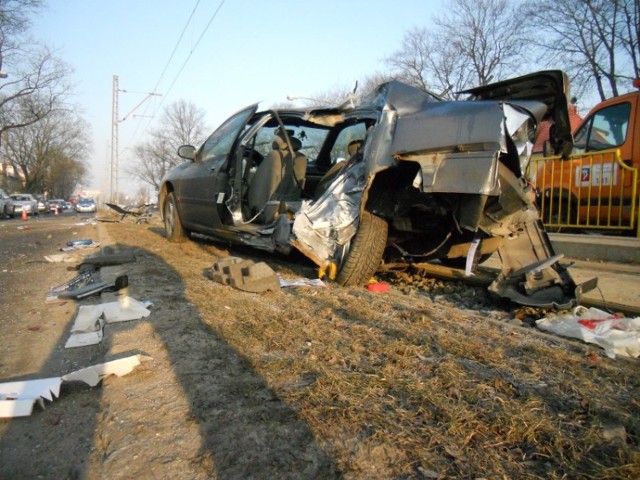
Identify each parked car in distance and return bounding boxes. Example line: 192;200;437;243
47;199;65;213
35;196;47;213
10;193;38;215
76;198;97;213
159;70;593;309
0;188;15;218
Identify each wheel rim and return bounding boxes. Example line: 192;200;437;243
165;199;175;235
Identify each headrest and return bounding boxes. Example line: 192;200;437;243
272;136;288;150
272;135;302;151
275;127;295;138
347;139;363;155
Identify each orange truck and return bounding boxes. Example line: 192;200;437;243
531;81;640;235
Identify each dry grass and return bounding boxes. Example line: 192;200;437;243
108;219;640;479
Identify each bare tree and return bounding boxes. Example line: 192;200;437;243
0;0;71;146
385;0;527;97
0;0;42;70
385;26;473;98
528;0;639;101
2;103;91;196
129;100;208;190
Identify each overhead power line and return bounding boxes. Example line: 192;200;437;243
151;0;202;95
127;0;226;148
159;0;226;106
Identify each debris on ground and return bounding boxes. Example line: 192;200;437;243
0;355;151;418
209;256;281;292
278;276;326;288
537;306;640;358
366;281;389;293
105;203;153;223
60;239;100;251
45;271;127;302
74;245;136;271
65;296;151;348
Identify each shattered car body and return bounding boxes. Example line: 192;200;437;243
160;70;593;308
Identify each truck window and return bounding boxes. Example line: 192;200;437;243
573;102;631;153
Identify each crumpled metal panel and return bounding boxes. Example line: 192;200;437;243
487;221;588;309
391;101;504;155
292;162;366;266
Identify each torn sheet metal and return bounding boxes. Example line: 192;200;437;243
537;307;640;359
0;355;150;417
292;162;365;265
47;270;109;303
48;272;128;303
487;220;593;309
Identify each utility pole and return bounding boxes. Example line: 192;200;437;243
110;75;161;203
110;75;119;203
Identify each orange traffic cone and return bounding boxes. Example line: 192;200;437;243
21;209;28;221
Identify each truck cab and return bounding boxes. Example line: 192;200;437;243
532;82;640;234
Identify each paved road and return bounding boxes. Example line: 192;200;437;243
567;259;640;311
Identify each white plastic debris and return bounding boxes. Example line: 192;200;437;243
65;296;151;348
0;355;151;417
278;276;326;288
536;306;640;359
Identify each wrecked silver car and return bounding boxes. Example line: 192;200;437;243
160;70;593;308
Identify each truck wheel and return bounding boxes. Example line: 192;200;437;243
164;192;189;242
543;199;576;233
336;211;388;286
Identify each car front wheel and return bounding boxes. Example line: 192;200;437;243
164;192;189;242
336;211;388;286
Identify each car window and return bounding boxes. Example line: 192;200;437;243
199;105;257;162
574;102;631;153
243;120;330;166
329;123;368;165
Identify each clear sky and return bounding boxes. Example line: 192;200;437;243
30;0;447;197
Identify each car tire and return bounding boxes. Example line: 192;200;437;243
336;211;388;286
164;192;189;242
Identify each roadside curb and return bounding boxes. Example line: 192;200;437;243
550;233;640;264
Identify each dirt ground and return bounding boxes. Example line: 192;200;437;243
0;212;639;479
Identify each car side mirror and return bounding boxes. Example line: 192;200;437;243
177;145;196;160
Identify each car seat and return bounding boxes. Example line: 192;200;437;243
247;133;307;222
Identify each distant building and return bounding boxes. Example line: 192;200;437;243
0;162;25;191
